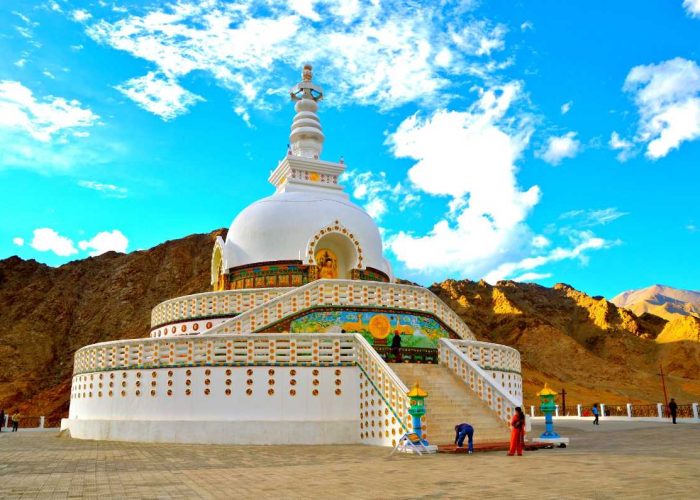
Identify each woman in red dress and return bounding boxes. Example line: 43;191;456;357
508;406;526;456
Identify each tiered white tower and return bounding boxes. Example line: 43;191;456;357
62;66;523;447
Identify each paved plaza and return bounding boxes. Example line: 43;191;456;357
0;421;698;499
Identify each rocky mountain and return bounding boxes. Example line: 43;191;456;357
1;230;698;424
431;280;700;408
611;284;700;321
0;230;224;426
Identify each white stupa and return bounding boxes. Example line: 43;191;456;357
62;66;523;447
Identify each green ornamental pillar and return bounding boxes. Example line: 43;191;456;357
408;382;428;445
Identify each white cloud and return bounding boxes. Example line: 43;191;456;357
12;237;24;246
82;1;509;118
78;180;128;197
683;0;700;18
513;272;551;282
609;131;634;161
385;83;543;279
531;235;550;248
623;57;700;159
342;170;419;221
537;131;581;165
116;72;204;121
483;230;615;283
0;80;99;142
78;230;129;256
71;9;92;22
560;101;572;114
520;21;534;31
559;208;628;227
30;228;78;257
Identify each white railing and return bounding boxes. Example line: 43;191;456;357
206;279;475;340
449;339;521;373
150;288;289;327
354;334;411;444
73;333;356;375
448;339;522;401
439;338;522;423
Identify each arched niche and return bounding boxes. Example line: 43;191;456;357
211;237;225;291
312;232;359;279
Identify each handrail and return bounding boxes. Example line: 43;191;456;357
353;334;411;443
439;338;521;423
354;334;408;393
448;339;521;373
72;333;357;375
150;287;289;327
204;279;475;340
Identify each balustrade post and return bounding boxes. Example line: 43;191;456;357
692;403;699;420
577;404;582;417
600;404;606;417
656;403;664;419
530;405;535;417
39;416;45;428
555;404;559;417
626;403;632;418
3;414;7;428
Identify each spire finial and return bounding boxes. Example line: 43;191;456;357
289;64;325;159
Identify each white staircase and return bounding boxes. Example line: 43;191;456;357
390;363;511;445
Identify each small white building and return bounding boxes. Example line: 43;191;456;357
63;66;523;447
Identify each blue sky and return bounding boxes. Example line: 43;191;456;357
1;0;699;299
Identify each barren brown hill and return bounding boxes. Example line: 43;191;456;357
1;230;698;425
0;229;225;425
431;280;700;408
611;284;700;320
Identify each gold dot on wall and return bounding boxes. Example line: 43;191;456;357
335;369;341;376
312;389;319;396
168;370;173;377
186;369;192;376
246;379;253;385
268;388;274;396
246;388;253;396
290;369;296;376
290;389;296;396
268;379;275;386
226;369;232;376
150;390;156;397
204;379;211;385
247;369;253;376
312;369;319;376
204;388;210;395
225;388;231;396
167;390;173;396
225;379;232;386
186;389;191;396
335;389;342;396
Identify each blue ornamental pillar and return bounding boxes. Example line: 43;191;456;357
538;383;560;439
407;382;428;445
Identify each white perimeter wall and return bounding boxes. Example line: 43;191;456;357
65;366;360;445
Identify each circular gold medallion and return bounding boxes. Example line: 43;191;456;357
368;314;391;339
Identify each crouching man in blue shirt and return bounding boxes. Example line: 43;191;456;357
454;423;474;453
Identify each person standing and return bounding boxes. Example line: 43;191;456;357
454;423;474;454
391;332;402;363
507;407;526;456
11;412;20;432
668;398;678;424
592;403;600;425
0;409;4;432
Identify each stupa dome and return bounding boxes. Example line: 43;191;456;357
223;189;392;279
216;65;393;284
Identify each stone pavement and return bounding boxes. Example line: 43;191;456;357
0;421;698;499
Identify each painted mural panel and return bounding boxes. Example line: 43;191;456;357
289;310;450;348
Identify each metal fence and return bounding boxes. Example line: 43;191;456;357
631;404;659;417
